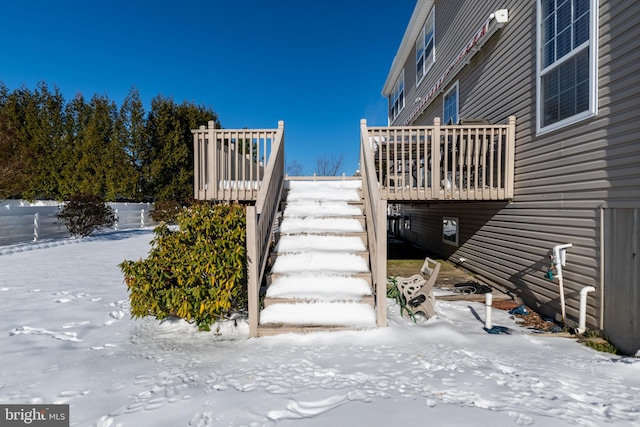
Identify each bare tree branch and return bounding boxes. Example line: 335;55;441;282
286;159;304;176
314;154;344;176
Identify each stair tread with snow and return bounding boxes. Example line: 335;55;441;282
260;302;376;328
259;179;377;334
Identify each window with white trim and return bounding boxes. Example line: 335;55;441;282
443;82;459;125
443;217;459;246
390;70;405;122
537;0;598;133
416;7;435;85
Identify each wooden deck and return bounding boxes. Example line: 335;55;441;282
191;117;516;336
363;117;516;202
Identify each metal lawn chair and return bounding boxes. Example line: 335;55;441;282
396;257;441;320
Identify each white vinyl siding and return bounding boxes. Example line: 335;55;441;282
416;7;435;86
390;70;405;123
537;0;598;134
386;0;640;353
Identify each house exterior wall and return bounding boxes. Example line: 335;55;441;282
383;0;640;354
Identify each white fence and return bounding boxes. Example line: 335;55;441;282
0;201;157;246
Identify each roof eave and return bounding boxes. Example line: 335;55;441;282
382;0;435;96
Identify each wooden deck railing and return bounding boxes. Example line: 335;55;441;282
360;120;388;327
362;116;516;201
192;122;282;202
192;120;284;337
243;122;285;337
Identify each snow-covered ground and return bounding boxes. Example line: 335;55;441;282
2;229;640;426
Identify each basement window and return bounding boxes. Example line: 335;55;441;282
404;215;411;230
443;217;459;246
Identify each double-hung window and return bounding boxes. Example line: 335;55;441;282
537;0;598;133
416;8;435;85
390;70;405;122
443;82;459;125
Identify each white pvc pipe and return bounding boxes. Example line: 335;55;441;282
578;286;596;334
485;293;493;330
553;243;573;323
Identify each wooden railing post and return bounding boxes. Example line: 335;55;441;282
506;116;516;199
244;120;285;337
432;117;441;198
193;130;200;200
246;206;259;337
360;118;389;328
207;121;217;201
376;199;388;326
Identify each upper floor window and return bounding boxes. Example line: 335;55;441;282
537;0;598;134
390;70;405;122
443;82;459;125
416;8;435;85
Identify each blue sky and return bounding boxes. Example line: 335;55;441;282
1;1;415;175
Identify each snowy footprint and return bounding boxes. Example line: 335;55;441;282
267;390;371;420
90;344;118;351
10;326;81;342
62;321;90;329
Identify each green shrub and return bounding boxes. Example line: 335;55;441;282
150;199;184;224
57;193;117;237
580;330;620;354
120;203;247;330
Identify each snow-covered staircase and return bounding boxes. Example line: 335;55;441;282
258;179;378;335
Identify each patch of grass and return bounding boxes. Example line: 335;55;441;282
387;259;426;277
579;330;619;355
387;258;465;277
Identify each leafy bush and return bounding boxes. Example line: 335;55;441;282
120;203;247;330
150;199;184;224
57;193;117;237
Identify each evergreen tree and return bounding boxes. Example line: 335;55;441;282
114;87;147;200
0;82;8;107
0;87;27;198
0;112;32;199
74;94;117;197
0;80;221;202
59;93;90;198
146;96;217;202
23;82;66;199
